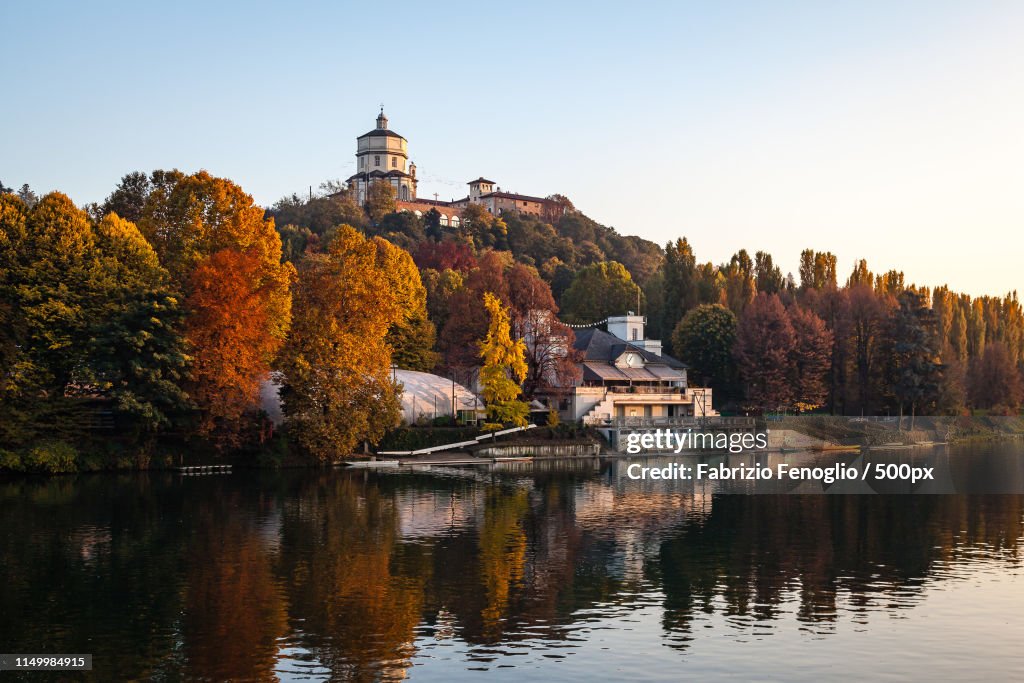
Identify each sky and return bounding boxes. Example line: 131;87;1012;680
3;1;1023;297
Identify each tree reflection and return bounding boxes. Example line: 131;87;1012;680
0;464;1022;679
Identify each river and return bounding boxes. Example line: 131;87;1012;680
2;444;1023;680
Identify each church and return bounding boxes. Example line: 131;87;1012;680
345;109;561;225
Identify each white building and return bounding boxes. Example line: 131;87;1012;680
544;314;716;425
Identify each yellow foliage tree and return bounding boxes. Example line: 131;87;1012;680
279;226;403;460
372;236;438;371
478;292;529;427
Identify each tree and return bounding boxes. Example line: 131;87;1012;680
887;290;941;427
421;267;464;333
1;194;189;443
99;171;152;223
798;249;837;291
734;294;796;412
279;226;403;459
661;238;699;352
560;261;643;323
968;342;1022;412
373;236;438;371
138;171;295;443
88;213;190;430
478;293;529;427
364;181;397;223
788;305;833;411
721;249;756;315
17;184;39;209
754;251;784;295
505;263;579;398
671;304;738;401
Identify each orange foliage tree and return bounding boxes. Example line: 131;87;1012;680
137;171;295;443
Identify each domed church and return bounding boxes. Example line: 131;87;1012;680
346;108;418;204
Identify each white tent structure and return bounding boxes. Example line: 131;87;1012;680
259;370;482;427
395;369;480;425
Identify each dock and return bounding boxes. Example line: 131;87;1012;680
176;464;233;475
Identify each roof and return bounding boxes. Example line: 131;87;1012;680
395;369;479;423
581;362;685;383
358;128;406;140
468;177;497;185
347;169;414;182
480;191;551;204
572;328;687;369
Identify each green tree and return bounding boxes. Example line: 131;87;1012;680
87;213;190;430
661;238;699;352
754;250;784;295
560;261;644;323
671;304;738;401
479;293;529;427
887;290;941;427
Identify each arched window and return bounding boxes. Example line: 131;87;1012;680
450;215;460;228
400;186;409;200
440;214;449;227
414;210;422;217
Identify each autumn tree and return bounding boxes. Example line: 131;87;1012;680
968;342;1023;413
505;263;579;398
788;305;833;410
279;226;403;459
137;171;295;444
671;304;738;402
364;180;397;223
734;294;796;412
373;236;438;371
479;293;529;427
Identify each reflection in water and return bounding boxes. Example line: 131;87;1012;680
1;445;1023;680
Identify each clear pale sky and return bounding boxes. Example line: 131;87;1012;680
3;1;1022;297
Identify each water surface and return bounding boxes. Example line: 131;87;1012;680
2;445;1023;680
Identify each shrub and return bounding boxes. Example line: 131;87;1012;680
0;449;22;471
24;441;79;473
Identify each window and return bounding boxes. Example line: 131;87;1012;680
451;215;460;228
359;157;364;167
440;214;449;227
375;155;380;166
392;157;397;168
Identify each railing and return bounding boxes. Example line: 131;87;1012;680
605;416;757;429
607;386;686;395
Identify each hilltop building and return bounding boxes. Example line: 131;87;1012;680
345;110;562;224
